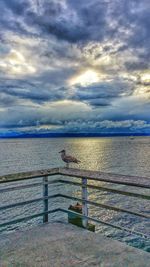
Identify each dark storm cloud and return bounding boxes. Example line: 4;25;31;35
0;1;27;36
0;0;149;65
125;61;149;71
111;0;150;61
126;1;150;48
0;104;65;129
0;93;18;107
100;96;150;123
0;0;112;43
0;75;134;109
71;79;134;107
85;98;111;107
34;68;76;87
0;0;149;49
24;0;110;43
0;79;67;105
1;0;29;15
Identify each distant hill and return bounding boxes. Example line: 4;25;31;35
0;132;150;138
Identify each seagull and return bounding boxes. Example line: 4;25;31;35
59;149;81;168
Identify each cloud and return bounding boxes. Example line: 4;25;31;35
1;0;29;15
63;119;150;132
0;0;150;135
0;99;91;129
24;0;109;43
0;78;68;106
0;0;116;44
70;78;134;107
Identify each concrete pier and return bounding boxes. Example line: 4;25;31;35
0;222;150;267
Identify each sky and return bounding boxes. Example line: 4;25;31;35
0;0;150;136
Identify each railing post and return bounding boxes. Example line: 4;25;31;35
82;178;88;228
43;176;48;223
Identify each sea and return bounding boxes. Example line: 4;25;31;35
0;137;150;251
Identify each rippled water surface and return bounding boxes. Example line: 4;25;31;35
0;137;150;251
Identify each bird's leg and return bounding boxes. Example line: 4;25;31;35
66;162;69;168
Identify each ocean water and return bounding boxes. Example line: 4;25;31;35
0;137;150;251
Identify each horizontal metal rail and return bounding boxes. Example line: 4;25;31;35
0;168;59;184
0;167;149;240
0;209;59;230
0;182;42;193
0;194;60;211
1;192;149;219
0;180;59;194
59;194;150;219
0;167;149;188
0;207;149;239
1;179;149;201
59;208;149;239
59;168;150;189
58;179;150;200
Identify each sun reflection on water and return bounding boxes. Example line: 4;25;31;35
64;137;114;171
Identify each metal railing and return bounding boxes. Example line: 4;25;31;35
0;167;149;238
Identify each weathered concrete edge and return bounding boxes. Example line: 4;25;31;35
0;222;150;267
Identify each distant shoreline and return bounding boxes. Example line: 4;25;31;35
0;133;150;139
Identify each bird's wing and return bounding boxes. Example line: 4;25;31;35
66;155;80;163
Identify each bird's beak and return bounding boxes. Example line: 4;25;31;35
59;150;65;153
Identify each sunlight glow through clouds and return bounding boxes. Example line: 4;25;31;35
140;72;150;84
1;49;36;75
69;69;99;86
49;99;91;110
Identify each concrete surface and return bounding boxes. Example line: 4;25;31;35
0;222;150;267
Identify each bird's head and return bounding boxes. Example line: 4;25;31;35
59;149;66;154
